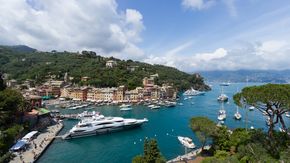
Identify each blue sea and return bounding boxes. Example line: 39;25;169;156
38;83;290;163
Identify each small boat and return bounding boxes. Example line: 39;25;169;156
151;105;160;109
218;110;226;121
178;103;184;106
234;106;242;120
68;106;78;110
250;126;254;130
177;136;196;149
148;104;155;108
77;111;100;119
184;97;188;100
120;107;132;111
249;106;255;111
120;104;131;108
217;87;228;102
165;102;176;107
218;103;226;121
285;112;290;118
217;94;228;102
220;82;230;86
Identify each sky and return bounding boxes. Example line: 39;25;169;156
0;0;290;72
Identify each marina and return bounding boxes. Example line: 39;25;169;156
35;82;290;163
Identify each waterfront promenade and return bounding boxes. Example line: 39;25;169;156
167;145;211;163
10;123;63;163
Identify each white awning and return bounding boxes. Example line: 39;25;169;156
22;131;38;141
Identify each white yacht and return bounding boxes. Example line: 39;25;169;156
63;115;148;139
177;136;196;149
165;101;176;108
183;88;205;96
220;82;230;86
120;104;131;108
249;106;255;111
120;107;132;111
234;106;242;120
218;110;226;121
217;87;228;102
77;111;100;119
151;105;161;109
218;103;226;121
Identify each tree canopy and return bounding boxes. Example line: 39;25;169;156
0;82;25;161
132;139;165;163
190;117;217;150
233;84;290;137
0;72;6;91
0;46;211;91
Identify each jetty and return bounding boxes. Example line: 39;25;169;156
167;145;211;163
59;113;79;120
10;123;64;163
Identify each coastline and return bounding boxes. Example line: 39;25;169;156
167;145;211;163
10;123;63;163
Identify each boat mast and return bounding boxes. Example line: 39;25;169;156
245;78;249;131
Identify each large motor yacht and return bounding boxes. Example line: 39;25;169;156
63;115;148;139
183;88;205;96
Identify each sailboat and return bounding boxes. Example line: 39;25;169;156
218;102;226;121
234;106;242;120
217;86;228;102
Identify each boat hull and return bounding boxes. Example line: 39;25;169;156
63;123;144;139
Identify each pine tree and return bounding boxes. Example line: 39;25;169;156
132;139;165;163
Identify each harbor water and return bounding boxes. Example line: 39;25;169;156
38;83;290;163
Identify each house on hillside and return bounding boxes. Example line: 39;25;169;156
106;60;117;68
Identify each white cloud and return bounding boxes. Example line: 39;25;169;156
0;0;145;59
181;0;237;17
144;40;290;71
181;0;216;10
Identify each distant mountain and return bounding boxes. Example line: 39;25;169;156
1;45;36;53
198;70;290;83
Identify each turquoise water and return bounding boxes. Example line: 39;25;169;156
38;83;290;163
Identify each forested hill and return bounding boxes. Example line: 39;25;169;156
0;45;210;91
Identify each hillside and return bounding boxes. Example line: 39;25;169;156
0;45;210;91
199;70;290;83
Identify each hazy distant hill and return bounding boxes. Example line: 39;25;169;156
4;45;37;53
199;70;290;83
0;45;210;91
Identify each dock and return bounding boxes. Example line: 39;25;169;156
10;123;64;163
167;145;211;163
59;113;79;120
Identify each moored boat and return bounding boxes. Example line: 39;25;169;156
234;106;242;120
183;88;205;96
120;107;132;111
63;115;148;139
177;136;196;149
